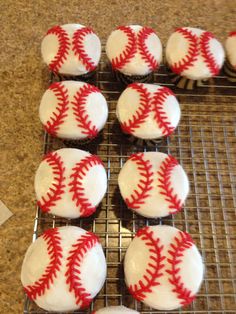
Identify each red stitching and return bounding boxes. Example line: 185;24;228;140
65;231;99;308
71;84;100;138
199;31;220;76
171;28;198;74
125;153;154;210
166;231;195;306
69;155;103;217
37;152;66;213
120;83;151;134
137;27;159;70
111;26;137;70
152;87;175;136
72;27;97;72
229;31;236;37
157;155;183;214
24;228;63;300
46;25;70;73
128;226;165;301
44;82;69;136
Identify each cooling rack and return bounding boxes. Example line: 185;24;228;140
24;45;236;313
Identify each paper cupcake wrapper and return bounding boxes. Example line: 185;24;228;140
224;60;236;82
114;70;153;85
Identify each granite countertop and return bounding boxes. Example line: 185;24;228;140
0;0;235;313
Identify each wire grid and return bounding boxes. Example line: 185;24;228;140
24;45;236;314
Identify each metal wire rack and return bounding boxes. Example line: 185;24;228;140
24;45;236;313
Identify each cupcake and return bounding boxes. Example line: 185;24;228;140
21;226;107;312
39;81;108;142
93;306;139;314
116;83;180;145
106;25;162;84
165;27;225;88
224;31;236;82
35;148;107;219
41;24;101;79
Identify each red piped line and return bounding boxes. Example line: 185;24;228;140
72;27;97;71
152;86;175;136
199;31;220;76
69;155;104;217
128;226;165;301
111;26;137;70
171;28;198;75
65;232;99;308
46;25;70;73
125;153;154;210
24;228;63;300
137;26;159;70
44;82;69;136
229;31;236;37
71;83;100;138
120;83;151;134
157;155;183;214
37;152;66;213
166;231;196;306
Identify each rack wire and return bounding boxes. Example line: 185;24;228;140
24;45;236;313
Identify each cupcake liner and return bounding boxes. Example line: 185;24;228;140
123;133;163;148
52;70;97;82
167;68;207;90
114;70;153;85
224;60;236;83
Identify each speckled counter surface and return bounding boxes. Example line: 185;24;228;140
0;1;235;313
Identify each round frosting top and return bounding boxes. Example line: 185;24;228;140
21;226;107;312
225;31;236;70
94;306;139;314
34;148;107;219
124;225;204;310
106;25;162;76
118;152;189;218
41;24;101;75
166;27;225;80
39;80;108;140
116;83;180;139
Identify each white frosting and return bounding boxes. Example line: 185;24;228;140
118;152;189;218
41;24;101;75
124;225;204;310
106;25;162;76
21;226;107;312
39;81;108;140
166;27;225;80
225;33;236;70
34;148;107;218
116;83;180;139
95;306;139;314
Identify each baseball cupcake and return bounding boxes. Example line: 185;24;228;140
21;226;107;312
93;306;139;314
39;81;108;143
224;31;236;82
41;23;101;79
106;25;162;84
118;152;189;218
165;27;225;89
35;148;107;219
116;83;180;145
124;225;204;310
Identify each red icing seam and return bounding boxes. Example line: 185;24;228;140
111;26;137;70
44;82;69;136
152;87;175;136
72;27;97;71
229;31;236;37
128;226;165;301
37;152;66;213
199;31;220;76
72;83;100;138
166;231;195;306
137;26;159;71
120;83;151;134
65;231;99;308
69;155;103;217
157;155;183;214
46;25;70;73
171;28;198;74
24;228;63;300
125;153;154;210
